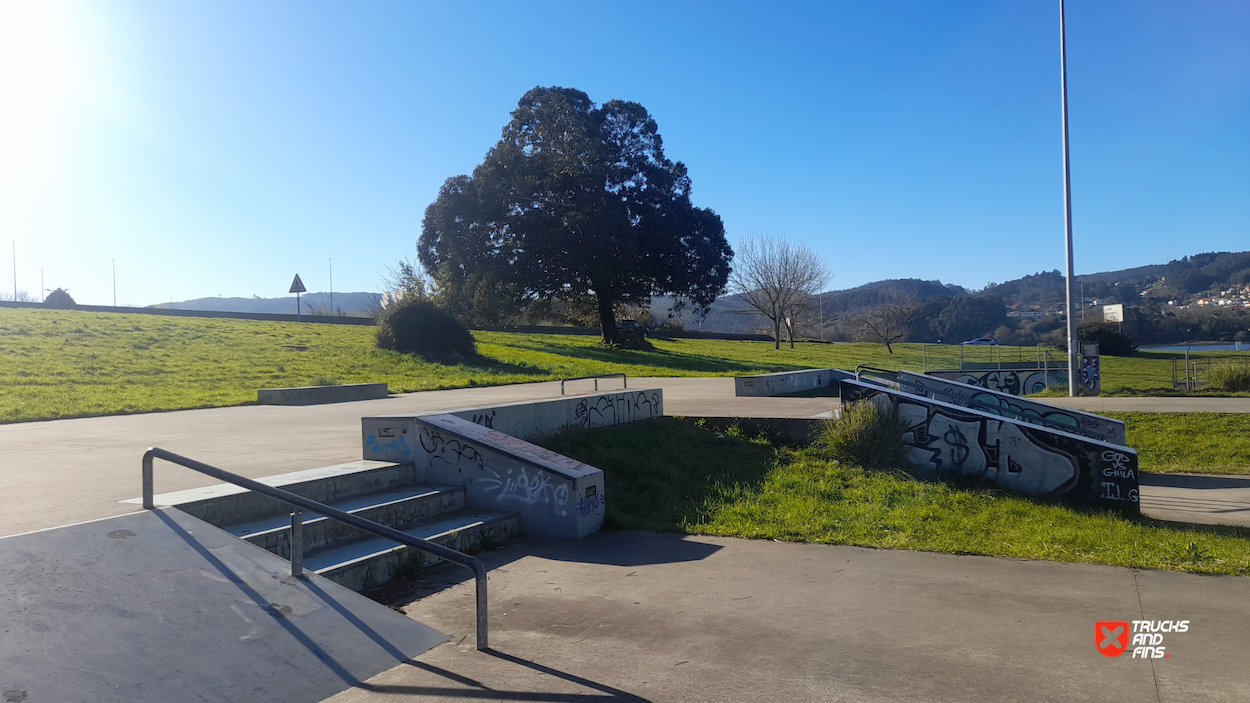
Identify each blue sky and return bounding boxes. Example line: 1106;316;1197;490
1;1;1246;306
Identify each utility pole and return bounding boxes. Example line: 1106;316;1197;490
12;241;16;301
112;259;116;307
329;258;333;315
1059;0;1079;397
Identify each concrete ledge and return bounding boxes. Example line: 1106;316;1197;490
360;390;658;539
898;370;1126;445
841;379;1139;511
923;369;1067;396
735;368;852;397
258;382;388;405
414;414;604;538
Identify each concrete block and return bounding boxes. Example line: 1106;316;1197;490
735;369;849;397
898;371;1126;445
923;369;1067;397
412;414;605;538
840;379;1139;512
258;382;388;405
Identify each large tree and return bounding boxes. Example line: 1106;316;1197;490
419;87;733;343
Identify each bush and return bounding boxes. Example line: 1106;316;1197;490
819;399;906;469
1077;322;1137;356
376;299;476;361
1206;362;1250;392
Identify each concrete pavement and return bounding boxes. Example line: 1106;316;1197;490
326;531;1250;703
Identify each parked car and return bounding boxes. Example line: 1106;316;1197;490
617;319;649;338
961;337;998;345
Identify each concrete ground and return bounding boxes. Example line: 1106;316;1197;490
324;531;1250;703
2;377;1249;536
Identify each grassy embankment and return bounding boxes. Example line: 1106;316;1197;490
2;307;1249;475
538;419;1250;576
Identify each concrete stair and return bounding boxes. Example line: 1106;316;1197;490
155;461;520;592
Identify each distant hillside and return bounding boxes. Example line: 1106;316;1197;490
155;292;379;317
983;251;1250;308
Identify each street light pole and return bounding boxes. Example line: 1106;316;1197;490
112;258;116;307
328;258;333;316
1059;0;1079;397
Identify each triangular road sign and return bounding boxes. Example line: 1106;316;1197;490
289;274;306;294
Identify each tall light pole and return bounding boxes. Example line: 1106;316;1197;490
328;258;333;316
1059;0;1079;397
11;241;16;301
111;259;116;307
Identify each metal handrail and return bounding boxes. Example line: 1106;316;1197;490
854;366;900;386
142;447;489;650
560;373;627;395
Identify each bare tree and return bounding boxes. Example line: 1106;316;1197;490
729;235;832;349
847;293;921;354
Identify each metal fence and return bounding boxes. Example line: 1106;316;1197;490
1171;353;1250;390
922;344;1065;373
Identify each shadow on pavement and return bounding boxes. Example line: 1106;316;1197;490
368;532;720;607
353;650;652;701
1140;472;1250;490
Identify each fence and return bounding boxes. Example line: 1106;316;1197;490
922;344;1066;373
1171;353;1250;390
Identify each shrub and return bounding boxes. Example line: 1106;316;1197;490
1077;322;1137;356
375;299;476;361
819;399;906;469
1205;362;1250;392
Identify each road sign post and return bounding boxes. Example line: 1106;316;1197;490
289;274;306;322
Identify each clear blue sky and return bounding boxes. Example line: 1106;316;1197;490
1;0;1246;306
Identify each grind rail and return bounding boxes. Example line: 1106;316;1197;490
142;447;490;650
560;373;627;395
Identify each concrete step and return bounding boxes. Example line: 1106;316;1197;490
225;484;465;559
164;460;419;526
305;510;522;592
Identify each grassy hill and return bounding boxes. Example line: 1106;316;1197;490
0;306;1227;424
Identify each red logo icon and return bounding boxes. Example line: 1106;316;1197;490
1096;621;1129;657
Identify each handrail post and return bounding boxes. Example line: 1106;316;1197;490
474;562;489;650
290;510;304;578
142;451;155;509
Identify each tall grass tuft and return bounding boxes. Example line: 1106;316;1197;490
1206;362;1250;392
820;399;906;469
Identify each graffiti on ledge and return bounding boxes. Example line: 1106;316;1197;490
842;382;1138;510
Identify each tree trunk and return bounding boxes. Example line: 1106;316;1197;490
774;319;781;349
885;340;894;354
597;294;620;344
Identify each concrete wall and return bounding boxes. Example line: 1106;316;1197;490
735;369;853;397
924;369;1068;396
258;382;389;405
444;388;663;440
360;413;604;538
897;371;1126;445
359;389;661;538
840;379;1139;511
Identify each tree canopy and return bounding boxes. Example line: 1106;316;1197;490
418;86;733;342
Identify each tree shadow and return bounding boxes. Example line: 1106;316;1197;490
489;338;803;375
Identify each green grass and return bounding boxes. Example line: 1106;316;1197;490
1109;412;1250;475
0;306;1240;423
538;419;1250;576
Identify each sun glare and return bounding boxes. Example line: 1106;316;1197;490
0;1;85;184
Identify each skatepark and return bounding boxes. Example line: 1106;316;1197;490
2;374;1249;702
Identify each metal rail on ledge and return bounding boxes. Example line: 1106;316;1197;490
854;366;901;386
142;447;490;650
560;373;627;395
